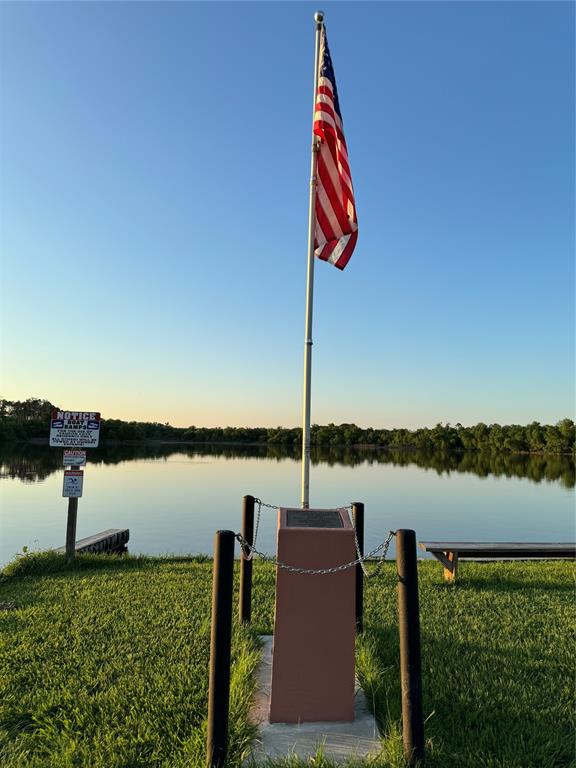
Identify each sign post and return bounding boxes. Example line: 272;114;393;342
50;411;100;561
64;468;81;560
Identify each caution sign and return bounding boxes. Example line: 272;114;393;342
63;470;84;497
63;449;87;467
50;410;101;448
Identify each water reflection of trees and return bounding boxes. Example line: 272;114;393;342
0;445;61;483
0;444;573;488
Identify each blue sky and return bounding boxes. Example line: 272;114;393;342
1;1;573;429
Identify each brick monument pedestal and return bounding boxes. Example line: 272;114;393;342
269;507;356;723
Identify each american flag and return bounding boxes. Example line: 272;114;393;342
313;26;358;270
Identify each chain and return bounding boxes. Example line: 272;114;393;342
254;498;353;513
253;499;262;553
236;529;396;576
353;526;396;578
245;499;394;576
241;499;263;561
253;498;280;511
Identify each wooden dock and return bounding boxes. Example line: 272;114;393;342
56;528;129;555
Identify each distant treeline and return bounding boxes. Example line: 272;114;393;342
0;397;574;454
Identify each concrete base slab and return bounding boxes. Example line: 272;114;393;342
244;636;382;765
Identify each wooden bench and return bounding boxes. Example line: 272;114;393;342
419;541;576;582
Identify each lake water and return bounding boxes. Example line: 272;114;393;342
1;444;574;567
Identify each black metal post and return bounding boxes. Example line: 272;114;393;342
239;495;255;623
206;530;235;768
352;502;364;633
396;529;425;765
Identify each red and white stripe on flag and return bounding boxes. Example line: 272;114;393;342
313;26;358;271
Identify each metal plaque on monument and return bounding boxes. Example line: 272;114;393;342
269;507;356;723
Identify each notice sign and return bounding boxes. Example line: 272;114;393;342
63;449;87;467
50;410;101;448
63;470;84;497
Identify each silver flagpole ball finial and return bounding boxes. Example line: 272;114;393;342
315;10;324;23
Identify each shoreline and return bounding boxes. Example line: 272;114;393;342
9;437;575;456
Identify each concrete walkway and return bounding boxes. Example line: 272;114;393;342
244;636;383;765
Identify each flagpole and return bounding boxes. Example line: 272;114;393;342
301;10;324;509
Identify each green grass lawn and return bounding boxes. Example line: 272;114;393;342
1;553;574;767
